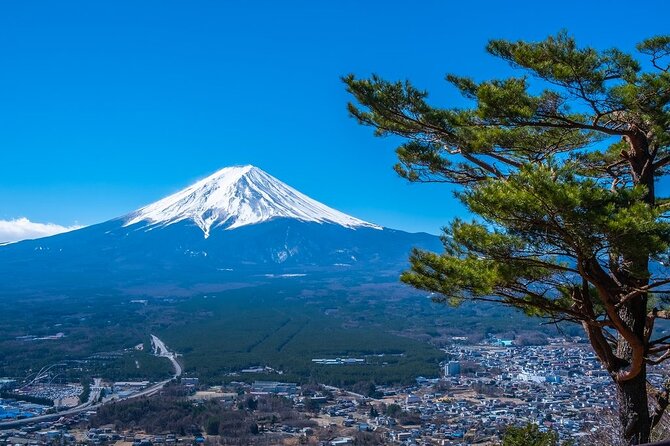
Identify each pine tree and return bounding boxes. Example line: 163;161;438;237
344;32;670;445
502;424;562;446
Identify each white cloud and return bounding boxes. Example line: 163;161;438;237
0;218;83;243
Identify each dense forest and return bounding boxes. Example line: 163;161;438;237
0;280;570;387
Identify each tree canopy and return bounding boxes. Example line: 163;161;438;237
345;32;670;445
502;424;563;446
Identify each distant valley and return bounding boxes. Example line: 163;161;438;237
0;166;557;387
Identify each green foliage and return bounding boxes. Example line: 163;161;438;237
502;424;562;446
205;417;220;435
245;397;258;411
0;293;174;382
0;282;450;387
159;286;443;386
345;32;670;444
385;403;402;417
79;376;91;404
91;388;313;440
345;31;670;323
400;164;670;316
303;397;321;413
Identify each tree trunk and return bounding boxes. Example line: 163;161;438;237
614;132;654;445
616;368;651;445
616;291;651;445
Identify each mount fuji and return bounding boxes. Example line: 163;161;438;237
0;166;441;295
125;165;381;236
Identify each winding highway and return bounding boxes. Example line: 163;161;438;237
151;334;182;377
0;335;182;430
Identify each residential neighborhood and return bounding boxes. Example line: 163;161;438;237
2;337;650;445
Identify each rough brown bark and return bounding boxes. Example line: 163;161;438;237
612;131;653;445
614;294;651;445
616;368;651;445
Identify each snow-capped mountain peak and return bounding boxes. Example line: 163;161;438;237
124;165;381;237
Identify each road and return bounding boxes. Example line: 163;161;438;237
151;334;182;377
322;384;366;400
0;335;182;430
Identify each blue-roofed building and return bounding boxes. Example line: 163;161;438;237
546;375;562;384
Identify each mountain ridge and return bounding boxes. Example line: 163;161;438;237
124;165;381;238
0;166;442;295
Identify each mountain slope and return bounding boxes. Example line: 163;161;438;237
0;166;441;295
125;165;380;236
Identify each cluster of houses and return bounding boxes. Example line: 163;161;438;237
3;338;665;445
312;339;642;444
0;426;200;446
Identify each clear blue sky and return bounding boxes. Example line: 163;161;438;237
1;1;669;234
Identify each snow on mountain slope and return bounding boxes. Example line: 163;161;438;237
124;165;381;237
